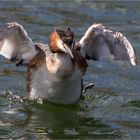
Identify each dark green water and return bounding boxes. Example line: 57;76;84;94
0;1;140;139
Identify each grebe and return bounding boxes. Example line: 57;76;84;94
0;22;136;105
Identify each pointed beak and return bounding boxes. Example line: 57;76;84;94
63;43;73;58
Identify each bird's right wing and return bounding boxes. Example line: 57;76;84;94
79;23;136;65
0;22;37;66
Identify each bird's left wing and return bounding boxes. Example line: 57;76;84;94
79;23;136;65
0;22;37;66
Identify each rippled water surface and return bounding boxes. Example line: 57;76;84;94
0;1;140;139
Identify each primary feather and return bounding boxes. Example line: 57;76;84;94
0;22;37;65
79;23;136;65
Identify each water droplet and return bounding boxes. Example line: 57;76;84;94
37;98;43;104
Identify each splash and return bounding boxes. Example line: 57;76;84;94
37;98;43;104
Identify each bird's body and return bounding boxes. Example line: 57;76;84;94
0;22;137;105
27;43;84;104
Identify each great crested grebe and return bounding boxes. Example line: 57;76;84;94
0;22;136;105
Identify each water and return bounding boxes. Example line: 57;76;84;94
0;1;140;139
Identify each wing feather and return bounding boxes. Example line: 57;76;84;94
79;23;136;65
0;22;37;65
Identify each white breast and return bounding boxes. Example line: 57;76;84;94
29;54;83;105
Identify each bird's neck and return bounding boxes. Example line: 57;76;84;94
46;53;75;80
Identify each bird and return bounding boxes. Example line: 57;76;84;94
0;22;137;105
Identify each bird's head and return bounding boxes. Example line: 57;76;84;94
49;27;74;58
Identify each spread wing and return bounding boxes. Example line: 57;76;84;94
79;23;136;65
0;22;37;66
